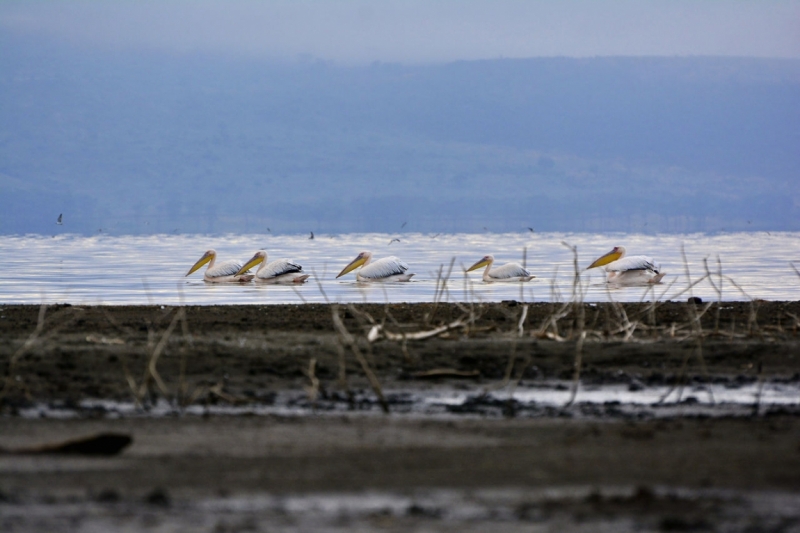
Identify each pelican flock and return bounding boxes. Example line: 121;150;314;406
183;242;666;287
236;250;310;284
336;251;414;282
186;249;254;283
466;254;534;282
587;245;665;285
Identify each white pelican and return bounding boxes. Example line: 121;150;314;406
587;245;665;285
336;251;414;282
185;250;254;283
235;250;310;284
466;254;535;282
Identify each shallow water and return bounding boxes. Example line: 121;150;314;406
3;486;797;533
18;380;800;421
0;231;798;305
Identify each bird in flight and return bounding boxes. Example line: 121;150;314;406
389;238;401;245
309;231;315;240
56;214;63;225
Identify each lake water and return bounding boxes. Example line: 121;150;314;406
0;232;798;305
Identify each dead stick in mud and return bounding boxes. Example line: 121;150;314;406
178;305;193;406
176;283;196;407
347;304;379;367
380;308;413;362
2;304;84;403
510;353;533;395
121;358;140;404
428;257;455;326
703;256;724;333
499;338;518;390
305;357;320;403
660;316;712;404
664;274;710;303
620;276;679;334
558;242;588;407
1;303;46;400
565;331;586;407
138;308;183;399
332;306;389;413
680;244;694;299
720;275;759;335
208;381;240;404
606;292;637;340
335;339;354;403
784;313;796;334
517;304;529;337
753;359;764;416
535;301;570;341
661;255;714;403
101;307;137;338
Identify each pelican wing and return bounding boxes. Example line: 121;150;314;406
207;260;245;279
359;256;409;280
489;262;531;280
607;255;660;274
258;259;303;279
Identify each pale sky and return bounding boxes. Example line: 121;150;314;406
2;0;799;64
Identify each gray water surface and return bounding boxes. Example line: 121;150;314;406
1;231;797;305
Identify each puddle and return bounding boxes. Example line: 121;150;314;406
14;380;800;420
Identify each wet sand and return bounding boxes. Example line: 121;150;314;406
1;301;800;531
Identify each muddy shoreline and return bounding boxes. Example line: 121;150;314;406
2;301;799;532
1;300;799;406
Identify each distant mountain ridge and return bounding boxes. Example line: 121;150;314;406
1;35;798;235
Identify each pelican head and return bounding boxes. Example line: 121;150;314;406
587;246;626;270
467;255;494;272
337;251;372;278
186;249;216;276
236;250;267;276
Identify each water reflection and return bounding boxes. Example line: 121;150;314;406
0;232;797;305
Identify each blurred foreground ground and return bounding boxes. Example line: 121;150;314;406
1;302;799;532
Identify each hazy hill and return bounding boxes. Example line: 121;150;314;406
1;35;798;235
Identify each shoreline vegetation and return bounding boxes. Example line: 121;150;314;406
2;299;799;531
2;299;798;410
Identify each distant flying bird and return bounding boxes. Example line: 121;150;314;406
586;246;665;285
337;251;414;282
309;231;314;240
236;250;309;284
56;214;63;225
527;227;534;233
186;250;254;283
401;222;407;228
466;255;534;282
389;238;401;245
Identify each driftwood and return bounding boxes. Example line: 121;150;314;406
0;433;133;456
367;317;470;342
